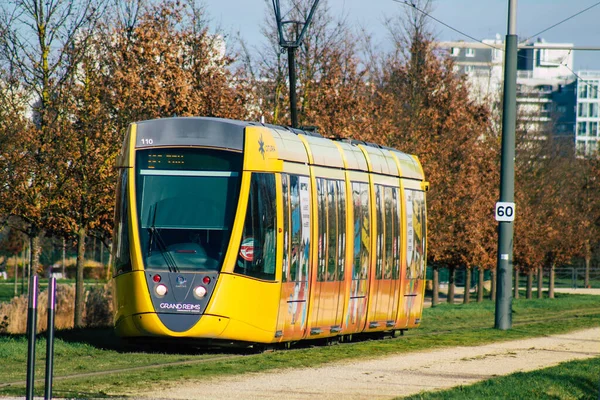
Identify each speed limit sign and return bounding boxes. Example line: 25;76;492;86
495;202;515;222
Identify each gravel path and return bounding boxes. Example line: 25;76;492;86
140;327;600;399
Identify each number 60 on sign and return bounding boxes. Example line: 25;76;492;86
495;202;515;222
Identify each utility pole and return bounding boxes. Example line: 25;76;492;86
272;0;320;128
495;0;518;330
288;43;299;128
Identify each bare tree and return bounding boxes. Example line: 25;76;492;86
0;0;105;292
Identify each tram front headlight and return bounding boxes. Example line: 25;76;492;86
155;284;168;297
193;286;207;299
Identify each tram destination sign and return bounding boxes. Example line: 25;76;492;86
495;202;515;222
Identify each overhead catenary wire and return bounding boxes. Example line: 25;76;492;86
393;0;600;91
392;0;501;52
522;1;600;43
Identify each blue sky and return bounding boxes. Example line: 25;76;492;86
208;0;600;71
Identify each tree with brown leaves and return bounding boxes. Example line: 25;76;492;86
0;0;104;284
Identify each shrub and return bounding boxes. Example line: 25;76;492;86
0;281;113;333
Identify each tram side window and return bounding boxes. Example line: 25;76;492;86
235;173;276;281
384;187;394;279
316;178;345;282
289;175;309;283
282;174;290;283
351;182;370;280
375;185;384;280
337;181;346;281
316;178;327;281
392;187;401;279
114;169;132;275
406;189;426;279
326;180;338;281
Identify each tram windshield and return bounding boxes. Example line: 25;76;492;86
136;148;242;272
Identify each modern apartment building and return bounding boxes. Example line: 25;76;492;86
437;37;504;103
437;38;578;148
575;71;600;157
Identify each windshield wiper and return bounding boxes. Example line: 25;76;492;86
148;203;179;273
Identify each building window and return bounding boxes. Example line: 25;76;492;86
577;122;587;136
579;83;589;99
557;105;567;114
576;140;585;156
464;65;474;74
578;103;588;118
589;102;599;118
590;83;599;99
450;47;460;56
590;121;598;136
465;48;475;57
493;48;501;61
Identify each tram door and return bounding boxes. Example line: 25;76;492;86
276;174;310;341
396;188;427;328
343;182;370;333
367;186;401;328
308;178;346;335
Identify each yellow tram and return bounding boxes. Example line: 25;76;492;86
111;117;428;345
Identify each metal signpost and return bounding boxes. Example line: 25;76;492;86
25;275;57;399
25;275;38;400
495;0;518;330
45;277;57;399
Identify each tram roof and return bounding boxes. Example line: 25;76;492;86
135;117;250;151
132;117;423;179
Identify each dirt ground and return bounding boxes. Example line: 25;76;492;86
139;326;600;399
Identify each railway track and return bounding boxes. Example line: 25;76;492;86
2;306;600;390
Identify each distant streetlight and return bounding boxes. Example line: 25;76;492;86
272;0;320;128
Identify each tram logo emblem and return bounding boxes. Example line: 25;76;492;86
176;276;187;287
258;134;265;159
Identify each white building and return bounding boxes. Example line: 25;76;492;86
437;36;504;104
575;71;600;157
437;37;578;147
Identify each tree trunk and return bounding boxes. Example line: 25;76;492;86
491;268;497;301
463;268;471;304
549;263;555;299
477;267;484;302
74;227;87;328
105;248;113;281
537;267;543;299
584;240;591;288
13;255;18;296
29;233;42;278
21;247;26;295
62;237;66;277
526;269;533;299
447;266;455;304
513;268;519;299
432;267;439;307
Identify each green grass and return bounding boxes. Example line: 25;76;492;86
401;356;600;399
1;293;600;398
0;281;24;302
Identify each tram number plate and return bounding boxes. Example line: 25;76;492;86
495;202;515;222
